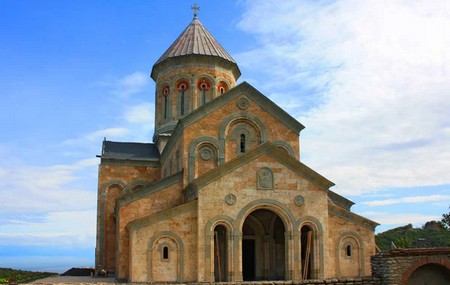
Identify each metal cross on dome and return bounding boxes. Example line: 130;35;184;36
191;3;200;18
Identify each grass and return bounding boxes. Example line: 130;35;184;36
0;268;58;284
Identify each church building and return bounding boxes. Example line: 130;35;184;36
95;9;378;283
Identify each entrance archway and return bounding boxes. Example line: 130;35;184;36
242;209;286;281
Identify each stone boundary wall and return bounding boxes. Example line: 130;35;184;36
371;248;450;285
30;278;382;285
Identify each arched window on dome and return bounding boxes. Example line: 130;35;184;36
177;81;189;116
217;81;229;96
180;85;185;115
201;84;206;105
162;86;170;120
197;79;211;106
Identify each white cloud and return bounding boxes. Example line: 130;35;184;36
124;102;154;124
0;157;98;248
63;127;129;145
0;210;96;247
362;195;450;206
123;102;155;141
361;211;441;227
0;158;97;214
238;0;450;195
111;71;149;98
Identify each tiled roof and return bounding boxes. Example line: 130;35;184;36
102;141;160;161
154;17;237;65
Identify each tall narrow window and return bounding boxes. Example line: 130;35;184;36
180;85;185;115
201;84;206;105
163;246;169;260
240;134;246;153
217;82;228;95
346;245;352;257
163;95;168;119
162;86;170;120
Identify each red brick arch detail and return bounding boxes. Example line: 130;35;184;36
400;257;450;285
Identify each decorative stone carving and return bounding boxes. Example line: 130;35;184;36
200;146;213;160
237;97;250;110
225;194;236;205
257;167;274;190
294;195;305;206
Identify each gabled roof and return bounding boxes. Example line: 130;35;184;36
182;142;334;200
154;17;237;66
159;81;305;159
101;141;160;162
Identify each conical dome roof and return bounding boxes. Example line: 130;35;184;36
154;17;237;65
151;17;240;81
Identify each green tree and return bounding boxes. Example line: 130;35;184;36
395;236;412;248
442;206;450;230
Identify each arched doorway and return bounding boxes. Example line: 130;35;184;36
406;264;450;285
301;225;314;280
242;209;286;281
213;225;228;282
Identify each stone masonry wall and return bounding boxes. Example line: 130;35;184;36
371;248;450;285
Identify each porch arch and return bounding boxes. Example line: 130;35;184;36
147;231;184;282
234;200;296;281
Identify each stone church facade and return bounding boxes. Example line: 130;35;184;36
95;13;378;283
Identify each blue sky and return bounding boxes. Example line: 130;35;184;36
1;0;449;273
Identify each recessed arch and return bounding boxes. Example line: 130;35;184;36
273;141;296;157
219;112;268;162
147;231;184;282
401;258;450;285
335;232;364;277
234;200;295;281
241;209;287;280
204;216;234;282
188;136;221;182
296;217;325;279
99;181;126;272
126;180;151;193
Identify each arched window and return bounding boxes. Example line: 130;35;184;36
177;81;189;116
346;245;352;257
162;86;170;120
180;85;185;115
197;79;211;106
162;246;169;260
240;134;246;153
217;82;228;95
201;83;207;105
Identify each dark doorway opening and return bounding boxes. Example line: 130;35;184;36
214;225;228;282
301;225;314;279
242;239;255;281
242;209;286;281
